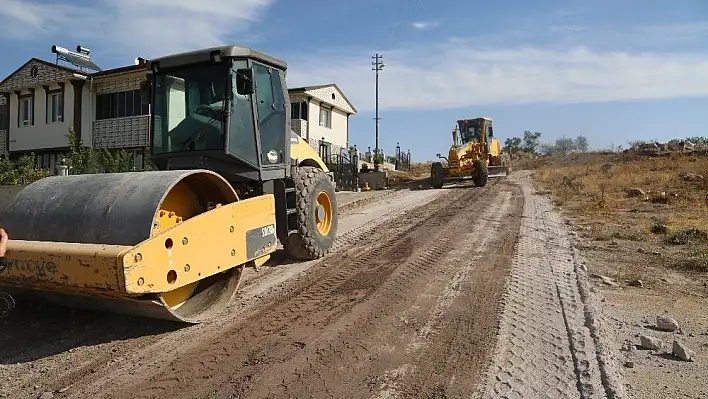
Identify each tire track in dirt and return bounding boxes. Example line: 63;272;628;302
95;180;507;399
0;188;442;399
234;180;522;399
476;172;626;399
369;188;519;399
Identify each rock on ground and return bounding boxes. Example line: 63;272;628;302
656;315;680;331
672;340;695;362
639;335;663;350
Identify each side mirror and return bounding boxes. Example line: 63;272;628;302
139;80;151;105
436;153;441;158
235;68;254;95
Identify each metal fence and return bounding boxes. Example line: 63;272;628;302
316;138;359;191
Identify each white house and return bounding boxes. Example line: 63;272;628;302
287;83;357;159
0;58;93;171
0;55;150;171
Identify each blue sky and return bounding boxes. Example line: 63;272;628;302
1;0;707;161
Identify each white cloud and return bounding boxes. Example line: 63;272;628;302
0;0;274;60
410;21;438;30
285;42;708;112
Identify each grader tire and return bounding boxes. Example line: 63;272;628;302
431;162;445;189
282;166;338;260
472;160;489;187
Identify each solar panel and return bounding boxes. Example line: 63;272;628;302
51;45;103;72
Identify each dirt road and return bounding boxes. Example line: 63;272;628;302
0;175;625;399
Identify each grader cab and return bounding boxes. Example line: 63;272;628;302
430;117;510;189
0;45;338;323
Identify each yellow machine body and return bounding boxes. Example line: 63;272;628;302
430;117;510;189
290;133;329;171
2;194;276;297
0;45;339;324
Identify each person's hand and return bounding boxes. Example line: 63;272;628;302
0;228;8;257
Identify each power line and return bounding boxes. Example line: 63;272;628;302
371;53;385;169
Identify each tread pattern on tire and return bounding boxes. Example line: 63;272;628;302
473;159;488;187
281;166;338;260
431;162;444;189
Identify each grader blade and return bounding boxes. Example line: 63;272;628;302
487;165;509;178
0;169;278;323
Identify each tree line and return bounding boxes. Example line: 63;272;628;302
502;130;589;157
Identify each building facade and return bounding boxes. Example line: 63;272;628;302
287;83;357;159
0;58;149;171
90;63;150;169
0;58;92;172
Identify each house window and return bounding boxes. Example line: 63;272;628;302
19;97;33;127
291;101;308;120
49;92;63;123
96;89;150;120
319;106;331;129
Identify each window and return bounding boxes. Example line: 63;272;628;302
96;89;150;120
48;92;63;123
19;97;33;127
228;60;258;166
253;62;286;165
151;63;227;155
319;106;331;129
291;101;308;120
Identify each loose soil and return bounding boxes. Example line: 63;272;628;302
0;180;525;399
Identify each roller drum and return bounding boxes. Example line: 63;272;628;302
0;169;246;323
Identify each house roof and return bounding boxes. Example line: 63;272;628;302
90;63;148;78
0;58;88;92
288;83;358;114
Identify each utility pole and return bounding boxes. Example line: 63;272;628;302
371;53;384;170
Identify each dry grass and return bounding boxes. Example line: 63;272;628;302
534;152;708;277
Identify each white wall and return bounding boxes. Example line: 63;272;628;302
307;102;348;149
8;80;86;152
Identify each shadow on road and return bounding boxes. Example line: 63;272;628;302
0;293;182;364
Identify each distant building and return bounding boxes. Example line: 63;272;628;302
0;46;149;171
287;83;357;157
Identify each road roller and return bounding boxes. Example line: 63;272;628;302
0;45;338;323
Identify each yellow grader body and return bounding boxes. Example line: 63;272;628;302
0;45;338;323
430;117;510;189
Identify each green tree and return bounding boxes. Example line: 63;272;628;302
0;154;51;185
574;135;589;152
66;126;135;174
97;148;133;173
522;130;542;153
539;143;556;156
503;137;523;155
67;126;100;174
554;136;577;156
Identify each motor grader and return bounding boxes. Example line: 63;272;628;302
430;117;510;189
0;45;338;323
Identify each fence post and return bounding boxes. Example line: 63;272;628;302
395;142;400;170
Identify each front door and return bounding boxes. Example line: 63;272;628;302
253;62;287;167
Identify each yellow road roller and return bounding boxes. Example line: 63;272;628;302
0;45;338;323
